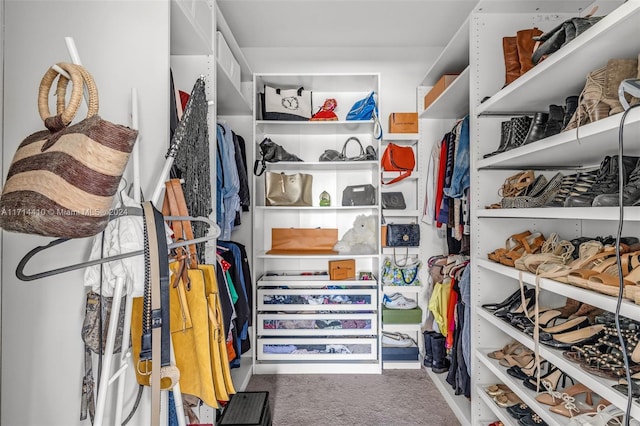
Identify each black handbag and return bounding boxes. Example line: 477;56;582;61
254;137;303;176
386;223;420;247
319;137;377;162
381;192;406;210
342;184;376;206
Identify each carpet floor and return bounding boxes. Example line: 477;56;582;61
244;369;463;426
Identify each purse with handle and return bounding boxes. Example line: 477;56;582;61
0;63;138;238
381;192;406;210
265;171;313;206
342;184;376;206
381;143;415;185
386;223;420;247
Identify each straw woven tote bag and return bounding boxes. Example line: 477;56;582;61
0;63;138;238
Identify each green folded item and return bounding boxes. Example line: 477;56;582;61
381;306;422;324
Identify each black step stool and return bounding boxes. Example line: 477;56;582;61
217;392;272;426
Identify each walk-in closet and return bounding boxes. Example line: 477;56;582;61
2;1;640;425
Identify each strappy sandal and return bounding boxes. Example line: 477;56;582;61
536;240;604;283
586;251;640;298
487;340;526;360
498;170;535;198
536;382;593;407
499;232;546;267
487;230;532;262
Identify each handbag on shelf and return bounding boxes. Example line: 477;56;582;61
267;228;339;255
342;184;376;206
254;137;303;176
261;85;312;121
381;192;406;210
386;223;420;247
381;143;415;185
265;171;313;206
319;137;377;162
381;255;422;286
0;62;138;238
346;91;382;139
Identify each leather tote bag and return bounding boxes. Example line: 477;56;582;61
319;137;376;162
265;171;313;206
0;63;138;238
261;85;312;121
381;192;406;210
381;143;415;185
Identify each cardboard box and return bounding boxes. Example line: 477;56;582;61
389;112;419;133
423;74;460;110
381;225;387;247
329;259;356;280
381;306;422;324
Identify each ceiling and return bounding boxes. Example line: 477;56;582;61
217;0;479;52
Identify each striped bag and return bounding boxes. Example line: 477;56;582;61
0;63;137;238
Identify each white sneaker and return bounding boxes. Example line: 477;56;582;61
382;332;416;347
382;293;417;309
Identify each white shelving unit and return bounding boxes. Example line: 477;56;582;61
416;6;473;425
251;73;383;375
468;1;639;425
380;132;423;370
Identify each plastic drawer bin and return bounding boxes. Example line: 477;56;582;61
217;392;272;426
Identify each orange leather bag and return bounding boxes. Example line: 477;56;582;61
381;143;415;185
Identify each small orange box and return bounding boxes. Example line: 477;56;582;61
423;74;459;110
381;225;387;247
329;259;356;280
389;113;419;133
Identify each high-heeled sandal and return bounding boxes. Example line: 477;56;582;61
512;308;563;330
482;288;525;311
542;324;606;350
494;288;535;318
499;232;546;267
536;381;593;407
523;365;573;392
550;393;611;419
487;230;532;263
487;341;527;360
565;403;625;426
498;170;536;198
523;315;590;340
536;241;605;284
587;251;640;298
499;350;534;368
506;357;547;381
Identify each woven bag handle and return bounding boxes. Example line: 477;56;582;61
38;62;99;131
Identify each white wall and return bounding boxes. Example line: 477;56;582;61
2;1;170;425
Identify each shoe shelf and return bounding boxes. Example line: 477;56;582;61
477;206;640;222
475;384;519;426
477;107;640;170
477;310;640;420
476;350;577;426
477;259;640;319
475;1;637;115
426;366;472;426
261;160;379;171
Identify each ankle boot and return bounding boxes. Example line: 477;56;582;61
522;112;549;145
562;96;579;130
544;104;564;138
556;298;581;318
507;115;533;149
602;57;639;116
430;334;450;374
423;331;434;367
593;157;640;206
516;28;543;75
564;65;610;131
484;121;512;158
564;155;638;207
503;36;521;87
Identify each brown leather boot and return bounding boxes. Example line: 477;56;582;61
503;36;520;86
556;297;581;318
602;57;638;115
516;28;543;75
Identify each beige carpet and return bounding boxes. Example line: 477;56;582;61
245;369;463;426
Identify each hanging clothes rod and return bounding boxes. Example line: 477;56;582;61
16;215;219;281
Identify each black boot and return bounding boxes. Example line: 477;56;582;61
562;95;579;130
544;104;564;138
423;331;434;367
507;115;533;149
593;157;640;206
430;334;450;374
522;112;549;145
565;155;639;207
483;121;511;158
